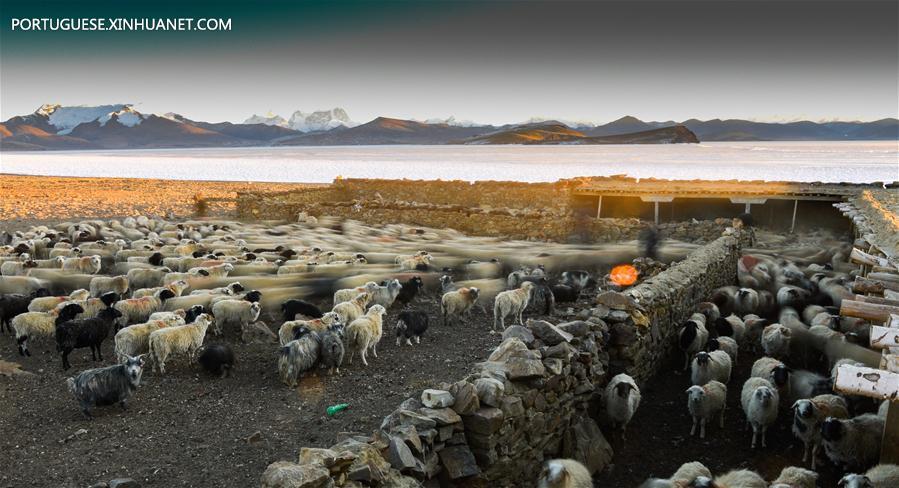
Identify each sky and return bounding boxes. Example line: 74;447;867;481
1;0;897;125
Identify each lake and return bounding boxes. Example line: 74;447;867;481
1;141;896;183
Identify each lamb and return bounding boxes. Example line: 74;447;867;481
720;314;747;343
27;288;91;312
114;289;175;328
13;303;84;356
278;326;320;387
792;394;849;469
89;275;129;298
332;292;371;325
370;279;403;308
197;344;235;378
707;336;738;365
56;307;123;370
536;459;592;488
395;310;429;345
317;324;345;374
685;380;727;439
62;255;103;274
761;323;792;359
211;299;262;336
691;469;767;488
741;376;779;448
0;288;52;332
639;461;712;488
147;313;213;374
679;318;709;370
697;302;721;324
769;466;818;488
838;464;899;488
126;267;172;290
346;304;387;366
67;355;145;419
114;314;185;362
278;312;340;345
691;351;732;385
493;281;535;330
441;287;480;326
333;281;379;306
280;299;324;321
604;373;641;441
394;276;424;307
821;414;884;472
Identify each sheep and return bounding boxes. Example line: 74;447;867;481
398;254;432;271
126;267;172;290
741;376;779;448
114;315;184;362
69;291;120;319
679;318;709;370
278;327;320;387
769;466;818;488
370;279;403;308
787;369;832;404
89;275;129;298
147;313;213;374
27;288;90;312
821;414;884;472
440;287;480;326
148;309;187;323
493;281;535;330
838;464;899;488
394;276;424;307
278;312;340;345
720;314;747;343
332;292;371;326
188;281;244;296
697;302;721;324
197;344;235;378
132;280;189;299
279;298;323;321
604;373;641;441
333;281;379;306
0;288;52;332
639;461;712;488
439;274;457;293
691;351;732;385
536;458;592;488
792;394;849;469
67;355;145;419
691;469;767;488
777;285;811;310
0;257;37;276
56;307;123;370
761;323;792;359
114;289;175;328
685;380;727;439
707;336;738;365
734;288;760;316
560;270;592;291
396;310;429;345
317;324;345;374
211;300;261;336
346;304;387;366
62;255;102;274
13;303;84;356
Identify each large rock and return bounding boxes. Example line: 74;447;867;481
397;409;437;430
502;325;535;345
462;407;504;435
449;381;480;415
261;461;333;488
438;445;480;479
297;448;338;467
421;389;454;408
526;319;573;346
386;436;418;473
420;407;462;426
609;322;637;346
488;338;538;362
596;291;643;311
504;357;546;379
561;416;613;475
473;377;505;407
557;320;591;337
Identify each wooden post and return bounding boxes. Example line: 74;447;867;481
840;300;899;322
883;401;899;464
834;364;899;401
854;295;899;307
888;289;899;301
851;248;892;268
870;272;899;284
744;202;751;214
853;276;899;294
596;195;602;219
790;199;798;233
654;201;659;225
871;326;899;349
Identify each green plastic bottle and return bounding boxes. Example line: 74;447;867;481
326;403;349;416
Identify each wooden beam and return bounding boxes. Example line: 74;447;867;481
833;364;899;401
871;326;899;350
840;299;899;322
851;247;891;268
887;289;899;301
870;272;899;284
853;276;899;294
883;401;899;464
790;199;798;233
854;295;899;307
596;195;602;219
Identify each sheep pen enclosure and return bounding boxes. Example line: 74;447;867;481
2;183;897;488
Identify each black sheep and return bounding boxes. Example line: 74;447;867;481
184;304;207;324
395;310;429;345
56;307;122;370
0;288;51;333
198;344;235;378
242;290;262;303
394;276;424;307
281;299;323;321
17;303;83;356
147;252;164;266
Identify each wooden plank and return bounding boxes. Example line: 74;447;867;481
854;276;899;294
854;295;899;307
892;314;899;328
887;289;899;301
871;326;899;350
870;272;899;284
851;247;891;267
834;364;899;401
883;401;899;464
840;299;899;322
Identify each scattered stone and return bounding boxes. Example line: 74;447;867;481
387;436;418;472
462;407;504;435
397;410;437;430
473;377;504;407
449;380;480;415
108;479;140;488
261;461;332;488
246;431;265;444
557;320;590;337
438;445;480;479
421;389;454;408
298;448;338;467
562;416;614;475
502;325;534;345
419;407;462;426
526;319;573;346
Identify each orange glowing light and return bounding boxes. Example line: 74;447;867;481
610;264;639;287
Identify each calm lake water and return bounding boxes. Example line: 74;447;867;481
1;141;896;183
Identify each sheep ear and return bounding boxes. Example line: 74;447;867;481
791;400;800;410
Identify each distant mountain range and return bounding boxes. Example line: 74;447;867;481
1;104;895;151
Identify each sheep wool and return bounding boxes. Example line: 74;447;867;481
791;394;849;469
604;373;641;441
493;281;535;330
686;380;727;439
691;350;732;386
839;464;899;488
147;314;212;374
769;466;818;488
741;376;779;448
440;287;480;326
115;315;183;362
331;292;371;326
536;459;592;488
346;304;387;367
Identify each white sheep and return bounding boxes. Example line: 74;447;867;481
210;299;261;336
398;254;431;271
762;323;792;359
148;309;187;323
440;287;480;326
115;315;184;362
187;262;234;278
708;336;738;365
89;275;129;298
493;281;535;330
792;394;849;469
839;464;899;488
769;466;818;488
536;458;592;488
604;373;641;442
346;304;387;366
278;312;340;345
370;279;403;308
27;289;90;312
0;257;37;276
678;318;709;370
147;313;212;374
741;376;779;448
126;267;171;290
132;280;189;299
114;289;174;327
332;292;371;325
692;469;766;488
638;461;712;488
188;281;244;296
821;414;884;472
11;305;79;356
685;380;727;439
333;281;378;305
62;255;102;274
691;350;732;386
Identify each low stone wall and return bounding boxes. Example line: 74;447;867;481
598;233;742;382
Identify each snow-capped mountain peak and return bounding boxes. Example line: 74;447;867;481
33;103;145;134
287;108;354;132
244;112;289;128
